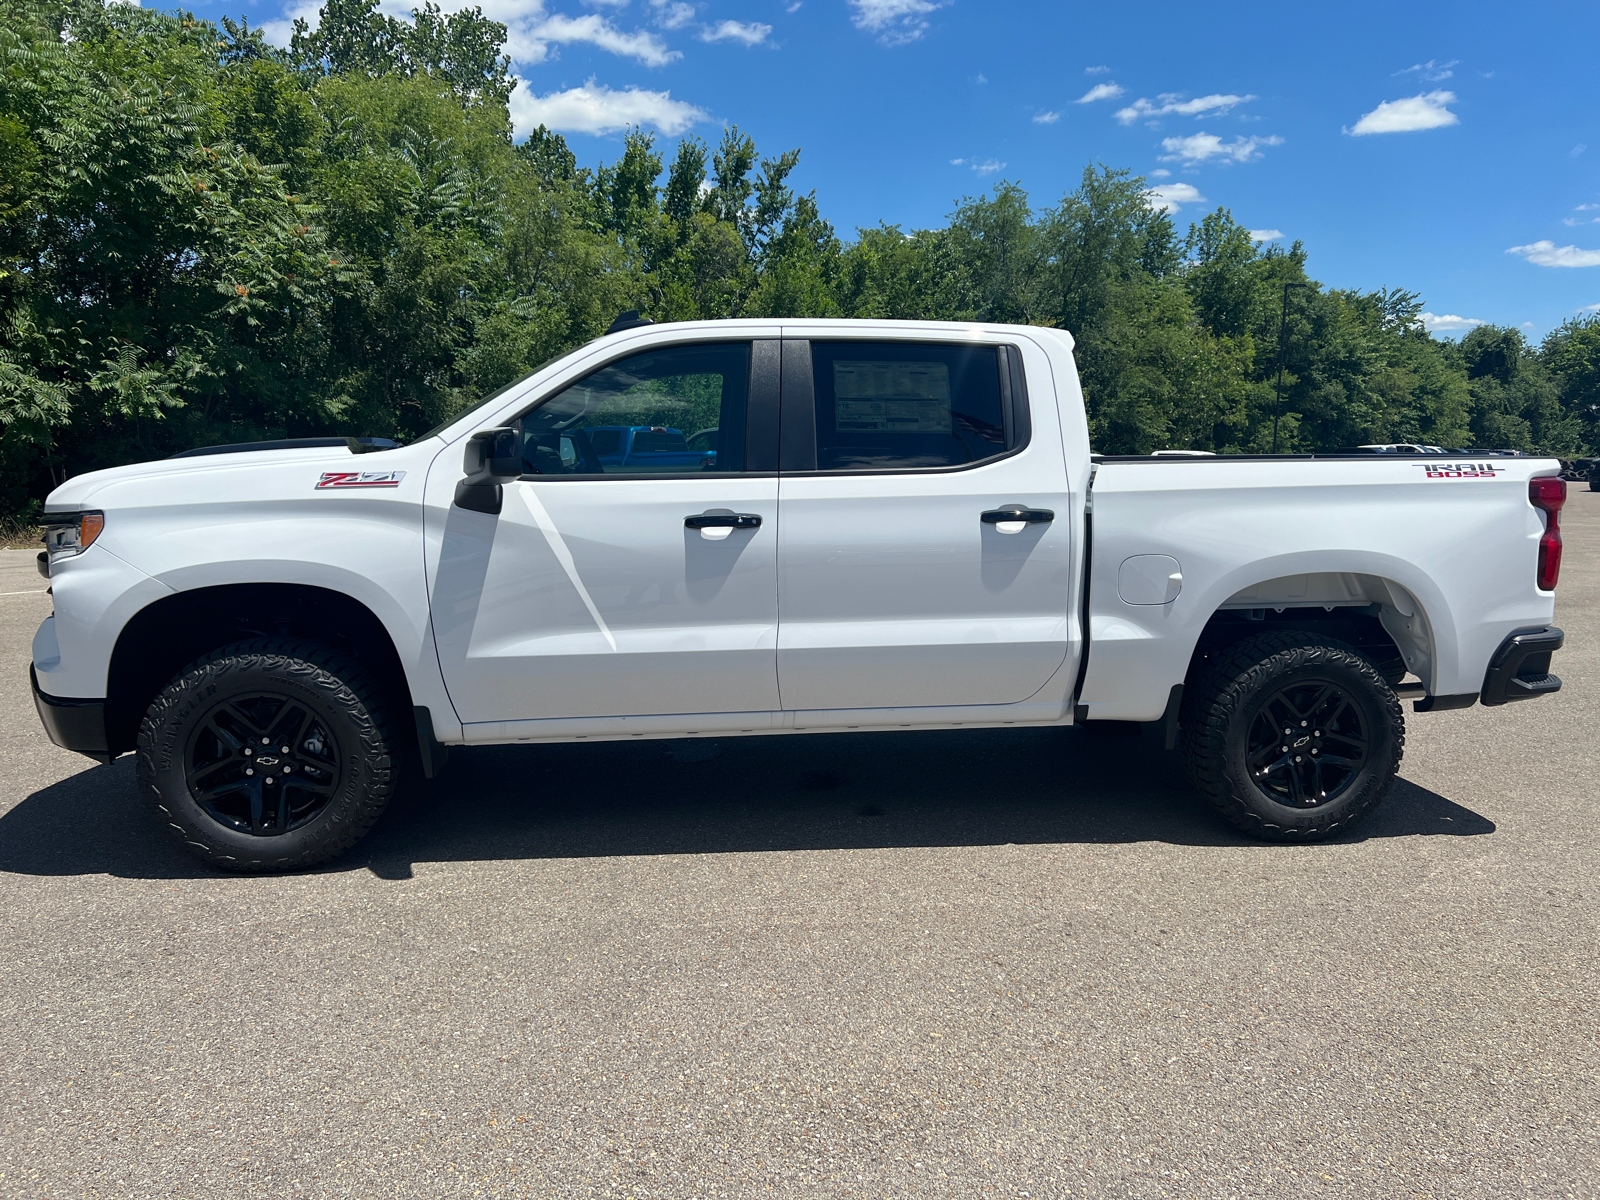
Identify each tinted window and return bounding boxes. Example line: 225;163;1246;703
809;342;1009;471
514;343;750;475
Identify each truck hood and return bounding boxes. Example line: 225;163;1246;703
44;442;442;510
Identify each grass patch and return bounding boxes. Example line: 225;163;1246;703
0;519;42;550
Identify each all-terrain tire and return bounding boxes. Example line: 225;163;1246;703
136;638;397;872
1180;631;1404;841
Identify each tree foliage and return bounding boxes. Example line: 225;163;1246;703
0;0;1592;518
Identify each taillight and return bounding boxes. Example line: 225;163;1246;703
1529;476;1565;591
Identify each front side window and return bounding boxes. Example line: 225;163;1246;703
809;342;1011;472
514;342;750;476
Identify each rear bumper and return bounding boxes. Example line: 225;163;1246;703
1480;626;1563;707
30;665;113;764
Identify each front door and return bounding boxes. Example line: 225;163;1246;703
776;337;1074;712
432;340;781;724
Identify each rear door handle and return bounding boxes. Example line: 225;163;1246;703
982;507;1054;529
685;513;762;529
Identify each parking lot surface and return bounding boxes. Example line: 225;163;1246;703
1;495;1597;1199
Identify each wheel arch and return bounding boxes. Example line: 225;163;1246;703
105;583;414;757
1081;553;1455;722
1185;570;1441;695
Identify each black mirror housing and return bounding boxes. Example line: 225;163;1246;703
463;427;520;482
456;427;520;515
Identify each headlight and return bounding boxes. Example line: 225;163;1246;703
41;510;105;560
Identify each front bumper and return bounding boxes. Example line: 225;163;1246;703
30;665;113;764
1480;626;1564;707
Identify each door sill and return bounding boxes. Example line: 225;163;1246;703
458;700;1073;745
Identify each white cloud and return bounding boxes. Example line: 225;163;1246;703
1114;92;1254;125
261;0;320;47
650;0;697;27
1144;182;1205;213
787;1;802;10
1584;302;1600;313
1507;240;1600;268
518;11;679;64
1032;110;1060;125
1249;229;1283;241
269;2;689;66
1147;168;1170;177
1573;144;1588;157
700;19;771;44
1085;64;1110;75
1347;90;1458;135
1420;312;1485;332
1076;82;1125;104
968;158;1005;175
1396;58;1457;81
510;78;707;136
1159;132;1282;165
849;0;948;44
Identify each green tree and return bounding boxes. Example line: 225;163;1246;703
1541;315;1600;451
0;0;1534;519
1451;326;1577;453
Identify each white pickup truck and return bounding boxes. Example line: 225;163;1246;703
30;318;1569;869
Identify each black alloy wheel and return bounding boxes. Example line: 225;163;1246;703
1181;631;1403;841
138;638;398;871
185;693;343;836
1244;680;1369;808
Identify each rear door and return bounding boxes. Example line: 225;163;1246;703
775;335;1075;712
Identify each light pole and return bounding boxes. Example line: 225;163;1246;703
1272;281;1309;454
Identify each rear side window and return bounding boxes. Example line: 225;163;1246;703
808;342;1013;472
513;342;750;475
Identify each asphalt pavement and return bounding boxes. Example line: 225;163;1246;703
1;494;1597;1199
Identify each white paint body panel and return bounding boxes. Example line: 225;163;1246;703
427;474;780;722
1077;458;1558;721
32;317;1557;751
774;329;1076;710
34;441;459;736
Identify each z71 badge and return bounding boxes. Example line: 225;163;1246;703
1417;462;1505;479
316;470;406;489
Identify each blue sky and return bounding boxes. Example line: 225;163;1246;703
181;0;1600;339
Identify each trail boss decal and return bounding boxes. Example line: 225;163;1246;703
316;470;406;489
1417;462;1505;479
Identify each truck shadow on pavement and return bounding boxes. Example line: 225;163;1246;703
1;724;1495;880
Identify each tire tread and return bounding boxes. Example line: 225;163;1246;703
136;638;396;872
1180;631;1404;841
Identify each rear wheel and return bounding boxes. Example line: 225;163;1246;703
1181;632;1404;841
136;639;397;871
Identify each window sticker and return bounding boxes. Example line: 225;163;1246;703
833;361;952;433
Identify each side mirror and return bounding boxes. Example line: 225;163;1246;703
455;426;519;515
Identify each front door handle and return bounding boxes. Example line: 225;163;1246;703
685;513;762;530
686;512;762;541
982;506;1054;534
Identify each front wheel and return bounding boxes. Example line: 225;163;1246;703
1181;632;1404;841
136;639;398;871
